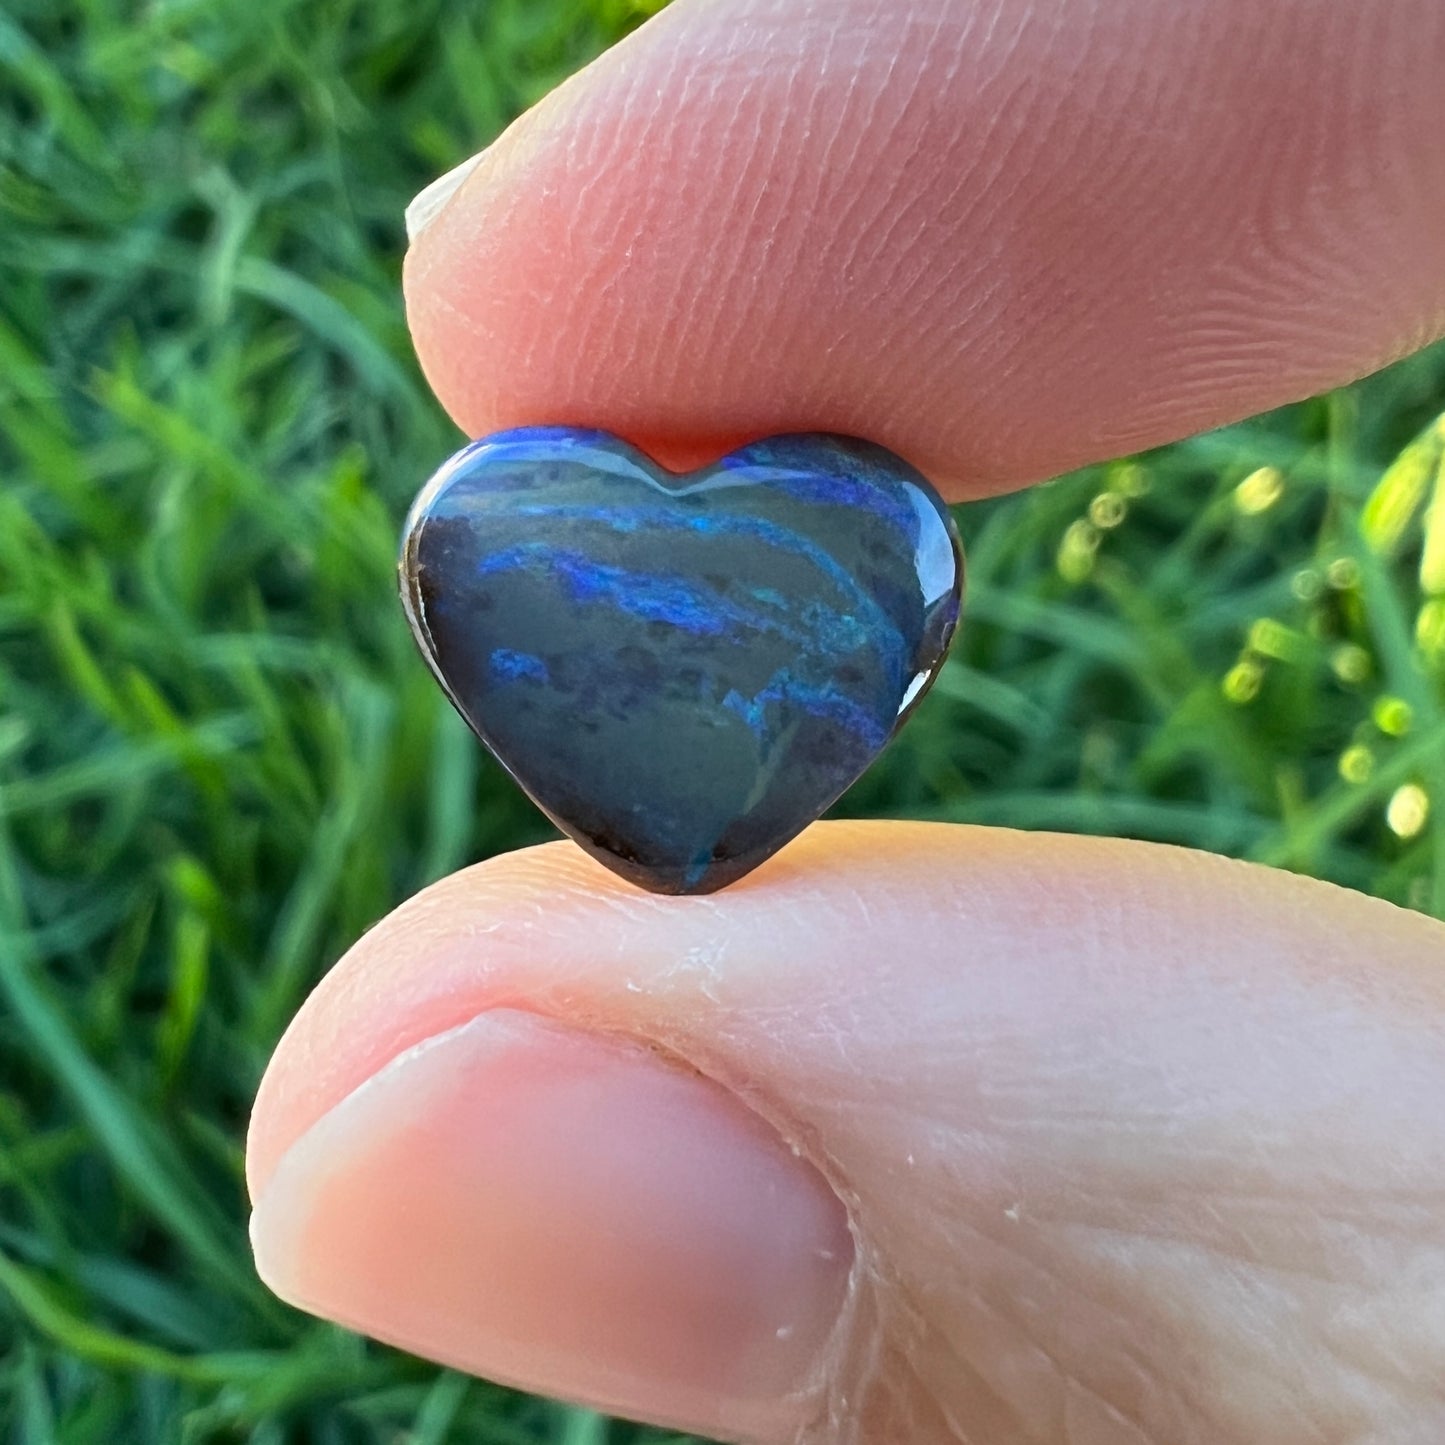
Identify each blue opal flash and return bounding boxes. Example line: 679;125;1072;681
400;427;963;895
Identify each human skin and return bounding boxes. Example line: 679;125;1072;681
248;1;1445;1441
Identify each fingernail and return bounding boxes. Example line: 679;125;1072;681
405;151;486;243
250;1010;852;1440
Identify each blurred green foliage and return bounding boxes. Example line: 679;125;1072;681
1;0;1443;1441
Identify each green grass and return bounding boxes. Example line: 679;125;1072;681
1;0;1444;1441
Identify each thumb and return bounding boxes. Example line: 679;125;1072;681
403;0;1445;496
246;824;1445;1444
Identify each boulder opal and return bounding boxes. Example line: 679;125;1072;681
400;427;963;894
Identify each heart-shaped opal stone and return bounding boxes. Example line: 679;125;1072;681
400;428;962;894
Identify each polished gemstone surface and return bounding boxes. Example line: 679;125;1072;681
400;427;963;894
